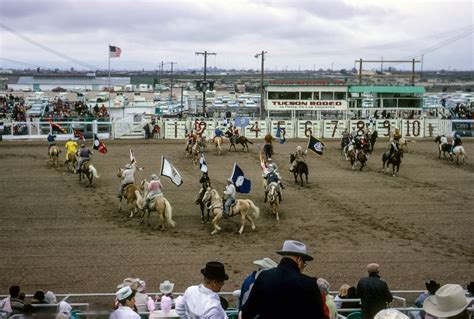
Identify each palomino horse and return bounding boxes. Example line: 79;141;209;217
191;140;206;165
289;153;309;186
202;188;259;235
213;136;223;156
116;169;142;218
48;146;61;168
65;152;77;173
398;137;413;154
267;182;280;221
224;131;254;152
136;180;176;230
79;161;99;185
382;149;402;176
347;148;368;171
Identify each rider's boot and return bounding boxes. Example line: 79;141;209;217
278;192;282;203
264;191;268;202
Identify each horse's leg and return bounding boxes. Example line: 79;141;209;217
239;213;246;234
211;214;221;235
246;213;256;231
159;209;165;231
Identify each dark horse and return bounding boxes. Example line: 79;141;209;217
368;130;378;153
382;149;402;176
340;135;350;155
289;153;309;186
224;131;254;152
263;143;273;160
195;187;210;223
434;135;451;159
79;161;99;185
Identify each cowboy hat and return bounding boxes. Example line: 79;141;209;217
253;257;278;270
374;309;409;319
151;174;159;180
159;280;175;294
423;284;473;318
201;261;229;281
276;240;313;261
117;277;145;292
116;286;134;301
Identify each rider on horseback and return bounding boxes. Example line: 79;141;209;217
263;164;283;203
213;127;223;143
76;144;93;174
47;133;56;154
290;145;307;172
450;133;462;155
64;138;78;163
199;171;211;189
144;174;163;212
223;178;236;219
185;129;196;151
387;128;402;161
117;163;137;199
264;133;276;157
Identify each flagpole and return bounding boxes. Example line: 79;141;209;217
108;44;111;109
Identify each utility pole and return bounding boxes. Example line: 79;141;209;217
255;51;267;120
159;61;164;84
195;50;216;115
167;62;177;101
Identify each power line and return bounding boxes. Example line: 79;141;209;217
0;22;99;70
0;57;42;69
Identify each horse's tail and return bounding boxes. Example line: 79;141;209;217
164;198;176;227
247;200;260;219
135;190;144;209
247;139;254;144
89;165;99;178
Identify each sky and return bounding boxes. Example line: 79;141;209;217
0;0;473;71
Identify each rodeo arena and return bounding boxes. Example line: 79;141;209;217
1;75;473;319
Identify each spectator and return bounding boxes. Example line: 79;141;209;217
158;280;175;300
45;291;57;304
241;240;326;319
334;284;359;309
238;257;278;310
116;278;148;313
413;280;440;319
423;284;473;319
55;301;73;319
357;263;393;319
175;261;229;318
374;309;409;319
317;278;338;319
110;286;140;319
149;281;177;318
1;285;25;316
31;290;47;304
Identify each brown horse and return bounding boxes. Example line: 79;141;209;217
213;136;223;156
65;152;77;173
224;131;253;152
136;180;176;230
48;146;61;168
116;170;142;218
79;161;99;185
267;182;280;221
191;140;205;165
202;188;259;235
347;149;368;171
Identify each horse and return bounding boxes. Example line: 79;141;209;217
195;187;210;223
435;135;451;159
289;153;309;186
201;188;259;235
213;136;223;156
224;131;253;152
136;180;176;230
369;130;378;153
65;152;77;173
48;145;61;168
116;169;142;218
449;145;468;165
382;149;402;176
191;139;206;165
398;137;413;154
79;161;99;185
267;182;280;221
263;143;273;160
340;135;350;156
347;148;368;171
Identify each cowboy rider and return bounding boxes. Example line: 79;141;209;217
450;132;462;155
213;127;223;143
199;171;211;189
387;128;402;161
117;163;138;199
264;132;276;156
290;145;307;172
144;174;163;212
64;137;78;163
263;163;283;203
223;178;236;219
185;129;196;151
47;133;56;154
76;144;93;173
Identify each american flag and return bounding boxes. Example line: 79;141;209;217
109;45;122;58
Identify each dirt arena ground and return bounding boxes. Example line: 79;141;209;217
0;138;473;303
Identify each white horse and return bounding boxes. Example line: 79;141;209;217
450;145;467;165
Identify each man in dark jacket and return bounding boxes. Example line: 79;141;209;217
357;263;393;319
241;240;326;319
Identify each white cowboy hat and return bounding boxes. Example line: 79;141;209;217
151;174;159;180
423;284;473;318
116;286;133;301
159;280;175;294
374;309;409;319
276;240;313;261
253;257;278;270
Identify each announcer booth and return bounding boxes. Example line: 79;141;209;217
265;80;349;121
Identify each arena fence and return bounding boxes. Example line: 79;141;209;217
0;118;473;141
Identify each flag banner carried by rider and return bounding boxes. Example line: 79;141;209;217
129;147;137;164
93;134;107;154
49;120;67;134
73;129;85;141
160;156;183;187
230;163;251;194
307;135;325;155
199;154;208;173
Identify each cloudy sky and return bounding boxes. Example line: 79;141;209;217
0;0;472;71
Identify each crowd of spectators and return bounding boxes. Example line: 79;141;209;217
1;240;473;319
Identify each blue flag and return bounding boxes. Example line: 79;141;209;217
230;163;251;193
275;127;286;144
199;154;208;173
235;117;250;128
307;135;325;155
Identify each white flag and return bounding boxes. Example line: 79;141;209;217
160;156;183;187
129;147;136;164
199;154;208;173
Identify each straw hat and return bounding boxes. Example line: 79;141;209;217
253;257;277;270
159;280;175;294
374;309;409;319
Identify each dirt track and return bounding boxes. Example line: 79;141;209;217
0;138;473;299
